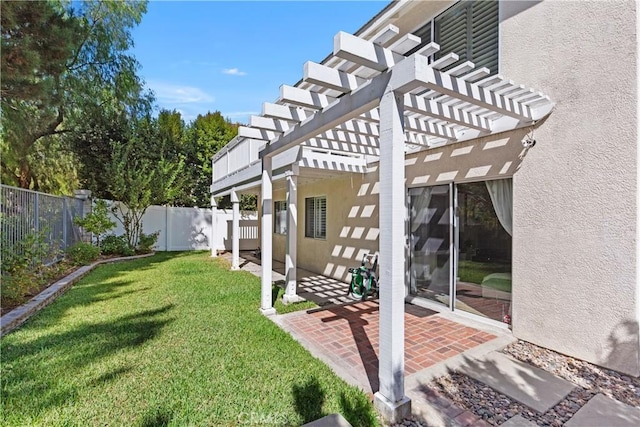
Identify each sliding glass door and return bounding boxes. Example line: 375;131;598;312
409;179;513;324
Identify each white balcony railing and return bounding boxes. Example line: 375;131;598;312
212;136;372;194
213;137;265;182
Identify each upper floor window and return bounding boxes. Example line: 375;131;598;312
407;0;499;75
275;201;287;235
305;196;326;239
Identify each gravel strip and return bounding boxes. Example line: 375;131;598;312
428;340;640;426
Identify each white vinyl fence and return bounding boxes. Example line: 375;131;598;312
107;203;258;252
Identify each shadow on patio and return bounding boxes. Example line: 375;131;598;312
222;250;502;394
231;250;356;307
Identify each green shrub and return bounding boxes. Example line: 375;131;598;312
1;270;36;307
0;229;61;308
66;242;100;266
74;199;116;246
100;234;134;256
137;231;159;253
1;229;53;274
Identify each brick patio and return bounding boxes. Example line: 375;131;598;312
280;300;496;393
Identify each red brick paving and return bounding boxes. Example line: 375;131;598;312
282;301;496;392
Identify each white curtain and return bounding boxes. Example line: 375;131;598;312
486;179;513;236
410;187;433;233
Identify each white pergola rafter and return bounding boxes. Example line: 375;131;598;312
320;129;379;147
305;138;380;156
279;84;335;110
404;93;492;132
262;102;310;123
249;115;291;133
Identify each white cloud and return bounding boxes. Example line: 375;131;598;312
148;81;214;104
222;68;247;76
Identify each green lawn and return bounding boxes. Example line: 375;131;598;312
1;252;378;426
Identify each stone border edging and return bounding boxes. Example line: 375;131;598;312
0;252;156;337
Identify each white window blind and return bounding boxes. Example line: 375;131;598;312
406;0;499;75
305;196;326;239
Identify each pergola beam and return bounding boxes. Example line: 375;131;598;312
262;102;310;123
334;31;396;71
304;61;364;93
279;85;335;110
238;126;278;141
417;42;440;57
260;71;391;158
249;115;290;133
371;24;399;46
388;33;421;55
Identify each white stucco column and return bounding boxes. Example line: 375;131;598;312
283;169;302;304
210;195;217;257
374;87;411;422
260;156;275;315
231;189;240;270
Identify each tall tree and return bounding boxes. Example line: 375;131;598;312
1;0;148;191
180;112;238;207
107;115;184;247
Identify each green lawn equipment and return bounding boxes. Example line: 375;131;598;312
347;253;379;300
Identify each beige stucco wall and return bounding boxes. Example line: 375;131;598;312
501;0;638;375
265;0;638;377
272;129;528;283
273;173;379;282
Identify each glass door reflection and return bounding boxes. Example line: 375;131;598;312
409;185;451;308
455;181;512;322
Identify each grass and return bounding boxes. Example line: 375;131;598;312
1;252;379;426
273;282;318;314
458;260;511;291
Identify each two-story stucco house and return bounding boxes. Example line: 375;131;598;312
210;0;638;420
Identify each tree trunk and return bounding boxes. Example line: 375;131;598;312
18;160;32;189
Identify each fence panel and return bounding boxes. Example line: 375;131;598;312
106;203;258;252
0;185;83;265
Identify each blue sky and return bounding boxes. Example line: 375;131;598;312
130;1;388;124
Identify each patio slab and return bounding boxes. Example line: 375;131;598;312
500;415;538;427
456;351;574;413
301;413;352;427
564;393;640;427
276;301;498;394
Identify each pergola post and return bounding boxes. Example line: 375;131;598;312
260;156;275;315
283;168;301;304
210;195;217;257
374;87;411;422
231;189;240;270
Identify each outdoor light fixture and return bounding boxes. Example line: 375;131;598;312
521;124;537;148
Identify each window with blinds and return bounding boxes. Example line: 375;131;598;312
274;201;287;234
305;196;326;239
406;0;499;75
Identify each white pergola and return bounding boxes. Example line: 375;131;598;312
227;26;553;422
